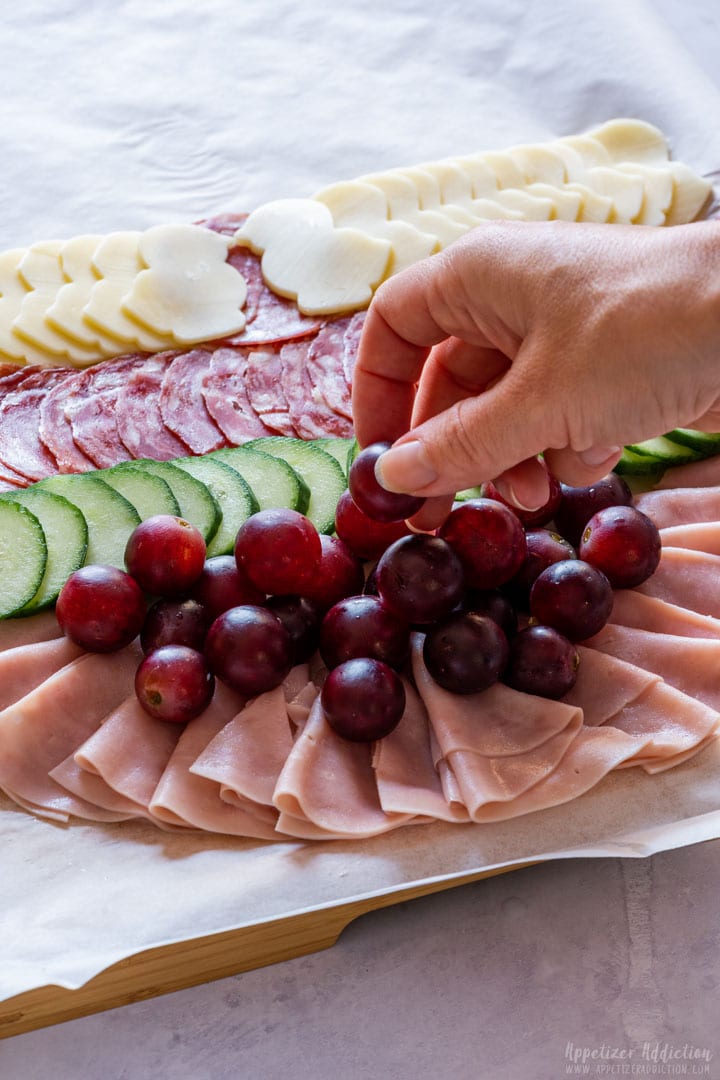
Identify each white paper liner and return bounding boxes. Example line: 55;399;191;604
2;0;720;1003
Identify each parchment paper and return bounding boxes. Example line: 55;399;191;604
2;0;720;1002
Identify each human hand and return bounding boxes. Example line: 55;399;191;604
352;219;720;528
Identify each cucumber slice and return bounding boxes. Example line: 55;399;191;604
172;456;258;556
454;486;483;502
313;438;356;476
209;445;308;514
37;473;141;569
125;459;221;544
665;428;720;455
0;501;47;618
102;462;181;520
626;436;704;465
245;437;347;534
614;448;667;477
0;488;88;612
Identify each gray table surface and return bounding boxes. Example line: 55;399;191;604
3;842;719;1080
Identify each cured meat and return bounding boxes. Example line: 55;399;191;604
561;647;659;725
38;368;97;472
0;367;67;481
0;636;84;712
68;355;143;468
607;679;719;765
637;546;720;618
115;353;189;461
609;590;720;639
281;340;353;439
656;456;720;490
243;346;296;435
0;610;63;652
342;311;365;385
225;247;322;346
201;347;278;443
49;754;148;820
660;521;720;555
273;698;416;838
373;679;469;822
0;644;142;821
158;348;229;454
306;318;354;422
634;486;720;529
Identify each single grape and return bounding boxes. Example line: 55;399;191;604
321;658;406;742
135;645;215;722
265;595;322;665
505;529;576;608
56;565;146;652
504;626;580;699
439;499;527;589
483;470;562;527
124;515;206;596
423;612;508;694
579;505;661;588
319;594;410;670
234;508;321;596
553;473;633;547
349;441;426;523
530;559;613;641
140;598;210;655
204;605;292;696
334;490;410;560
461;588;518;639
188;555;265;620
376;534;465;624
300;535;364;613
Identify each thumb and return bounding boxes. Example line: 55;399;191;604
375;367;556;498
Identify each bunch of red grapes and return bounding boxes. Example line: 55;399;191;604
56;441;661;742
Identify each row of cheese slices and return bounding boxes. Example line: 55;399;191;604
0;224;247;367
234;118;714;315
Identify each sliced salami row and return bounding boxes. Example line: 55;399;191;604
0;313;359;487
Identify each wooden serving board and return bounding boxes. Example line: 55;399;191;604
0;860;535;1039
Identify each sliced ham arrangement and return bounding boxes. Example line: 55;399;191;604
3;449;720;843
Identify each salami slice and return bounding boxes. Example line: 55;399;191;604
68;355;143;468
39;369;97;473
201;347;277;444
0;368;68;481
281;340;353;439
115;353;190;461
306;318;354;422
225;247;322;347
0;365;50;484
244;347;297;436
159;349;228;454
342;311;365;385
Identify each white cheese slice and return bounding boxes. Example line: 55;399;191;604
91;231;145;279
13;243;99;363
556;135;612;169
491;189;555;221
477;151;527;189
314;181;389;228
507;145;567;187
418;161;475;205
395;167;442;209
451;156;500;199
449;199;522;224
121;224;246;345
235;199;391;315
526;183;583;221
564;183;614;223
0;249;42;363
587;119;669;165
46;235;121;355
580;167;645;223
664;162;713;225
358;172;421;218
615;164;674;226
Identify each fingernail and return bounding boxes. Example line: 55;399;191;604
494;479;545;513
375;441;438;494
579;446;622;468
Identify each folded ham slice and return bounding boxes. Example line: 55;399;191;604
634;487;720;529
608;590;720;639
0;611;64;653
637;546;720;618
660;521;720;555
655;457;720;490
560;646;659;725
0;636;84;712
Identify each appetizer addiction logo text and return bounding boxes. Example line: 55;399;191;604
563;1040;713;1076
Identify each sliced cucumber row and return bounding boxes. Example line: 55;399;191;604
617;428;720;477
0;436;353;618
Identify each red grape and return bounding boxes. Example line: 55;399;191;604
56;565;146;652
319;595;410;670
504;626;580;699
579;505;661;588
505;529;576;608
321;658;406;742
349;441;426;523
234;509;321;596
334;490;410;560
530;559;613;641
188;555;264;620
553;474;633;547
376;534;465;624
301;535;364;613
363;563;379;596
439;499;527;589
265;595;322;664
135;645;215;722
423;612;508;694
204;604;292;696
140;598;210;655
125;515;206;597
461;588;518;639
483;470;562;527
